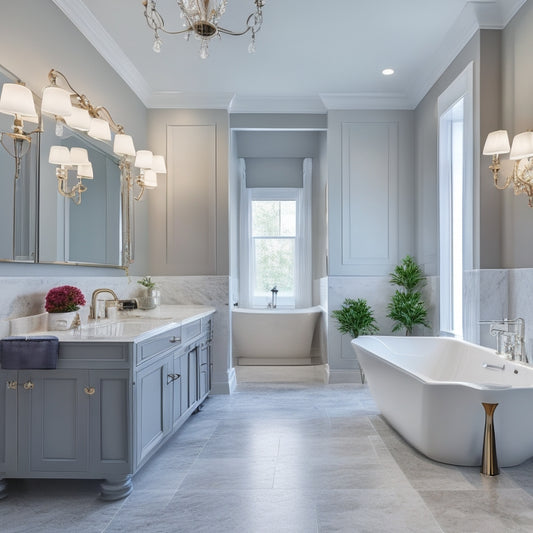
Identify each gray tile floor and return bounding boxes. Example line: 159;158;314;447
3;382;533;532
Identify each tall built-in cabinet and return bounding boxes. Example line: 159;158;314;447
0;311;214;501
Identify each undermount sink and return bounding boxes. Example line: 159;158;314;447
80;318;174;338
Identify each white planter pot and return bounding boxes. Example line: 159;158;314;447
48;311;77;331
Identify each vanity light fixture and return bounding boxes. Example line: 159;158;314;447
49;145;93;205
44;69;123;142
483;129;533;207
133;150;167;200
0;81;40;180
142;0;265;59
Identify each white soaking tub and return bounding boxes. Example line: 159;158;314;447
351;336;533;467
232;306;322;365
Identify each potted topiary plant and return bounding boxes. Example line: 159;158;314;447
331;298;379;338
45;285;86;330
137;276;160;310
387;255;429;335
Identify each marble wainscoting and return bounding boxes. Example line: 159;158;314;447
151;276;233;394
327;275;438;384
0;275;233;394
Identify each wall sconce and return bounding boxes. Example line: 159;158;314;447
42;69;164;203
483;129;533;207
134;150;167;201
49;145;93;205
0;81;40;180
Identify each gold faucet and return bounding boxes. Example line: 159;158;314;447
89;288;119;319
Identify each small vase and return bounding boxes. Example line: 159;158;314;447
138;288;160;310
48;311;78;331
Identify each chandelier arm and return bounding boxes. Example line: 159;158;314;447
150;26;194;36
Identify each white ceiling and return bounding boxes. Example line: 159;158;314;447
52;0;525;113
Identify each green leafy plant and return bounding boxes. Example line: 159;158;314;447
137;276;156;290
331;298;379;338
387;255;429;335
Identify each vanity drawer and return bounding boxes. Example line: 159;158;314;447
181;319;201;343
136;326;181;365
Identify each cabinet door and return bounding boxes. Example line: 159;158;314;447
188;346;198;407
89;370;131;475
199;339;211;400
19;370;89;474
0;370;18;474
171;351;186;430
135;357;172;468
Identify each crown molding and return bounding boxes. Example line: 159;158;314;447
146;91;236;110
229;95;327;114
320;93;414;111
51;0;152;105
52;0;528;113
410;0;526;107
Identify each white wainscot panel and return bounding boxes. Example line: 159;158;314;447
339;122;399;275
166;124;217;274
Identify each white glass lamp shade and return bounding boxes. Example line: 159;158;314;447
70;147;90;166
135;150;153;169
483;130;510;155
510;132;533;160
64;107;92;131
152;155;167;174
0;83;38;123
41;86;73;117
88;118;111;141
49;145;71;166
77;163;94;180
113;133;136;157
143;169;158;189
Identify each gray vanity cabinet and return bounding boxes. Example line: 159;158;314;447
0;367;130;476
0;309;214;501
0;370;17;473
135;354;173;468
22;369;90;474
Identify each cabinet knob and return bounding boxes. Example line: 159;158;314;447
169;336;181;344
6;380;17;390
23;380;34;390
167;373;181;384
84;386;96;396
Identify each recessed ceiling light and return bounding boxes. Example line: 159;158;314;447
382;68;395;76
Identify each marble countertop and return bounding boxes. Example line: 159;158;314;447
9;305;215;343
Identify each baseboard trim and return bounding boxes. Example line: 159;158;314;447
328;369;364;384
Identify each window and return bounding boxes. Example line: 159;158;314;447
438;63;474;337
251;190;297;307
239;158;312;309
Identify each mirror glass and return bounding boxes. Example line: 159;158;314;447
0;67;38;263
39;117;126;267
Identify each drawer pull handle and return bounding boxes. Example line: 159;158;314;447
23;380;34;390
169;336;181;344
84;387;96;396
167;373;180;384
6;380;17;390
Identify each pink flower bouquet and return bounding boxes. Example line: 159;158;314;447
45;285;86;313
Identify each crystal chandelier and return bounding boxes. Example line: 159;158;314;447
142;0;265;59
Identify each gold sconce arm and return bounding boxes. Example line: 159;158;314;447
489;154;513;190
47;69;125;133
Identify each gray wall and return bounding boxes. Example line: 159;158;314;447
0;0;149;276
147;109;229;276
501;1;533;267
414;30;503;274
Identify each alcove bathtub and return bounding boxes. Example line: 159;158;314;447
232;306;322;365
351;335;533;467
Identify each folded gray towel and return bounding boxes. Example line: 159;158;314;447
0;336;59;369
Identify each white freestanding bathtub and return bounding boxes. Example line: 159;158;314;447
232;306;322;365
351;336;533;467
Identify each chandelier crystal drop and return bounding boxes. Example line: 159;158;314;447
142;0;265;59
